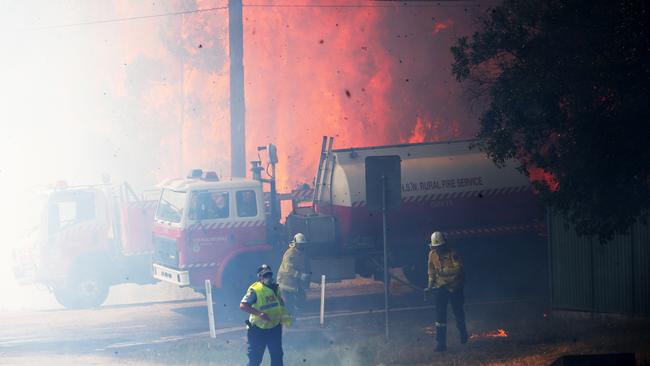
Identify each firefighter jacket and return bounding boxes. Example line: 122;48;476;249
277;243;311;293
247;282;291;329
428;247;464;291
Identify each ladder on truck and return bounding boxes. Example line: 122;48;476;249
312;136;334;208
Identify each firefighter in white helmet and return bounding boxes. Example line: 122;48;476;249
277;233;312;313
425;231;468;351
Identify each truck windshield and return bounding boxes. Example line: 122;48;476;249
188;191;229;220
156;189;186;223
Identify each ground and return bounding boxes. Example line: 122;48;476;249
112;302;650;366
1;279;648;366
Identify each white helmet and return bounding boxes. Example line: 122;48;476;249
293;233;307;244
430;231;446;247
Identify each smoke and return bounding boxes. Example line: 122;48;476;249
0;0;483;308
1;0;483;189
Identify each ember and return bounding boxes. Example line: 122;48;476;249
470;328;509;339
107;2;479;188
425;326;509;339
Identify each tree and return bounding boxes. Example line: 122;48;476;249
451;0;650;241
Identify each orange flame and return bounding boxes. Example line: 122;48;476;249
425;327;509;339
470;328;509;339
432;19;454;35
528;166;559;192
101;2;481;188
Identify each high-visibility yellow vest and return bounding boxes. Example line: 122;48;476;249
248;282;290;329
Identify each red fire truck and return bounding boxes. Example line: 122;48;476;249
13;182;159;308
151;168;279;299
152;138;546;301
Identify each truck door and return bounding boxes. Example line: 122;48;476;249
234;189;267;246
48;191;95;237
185;190;233;264
47;190;110;269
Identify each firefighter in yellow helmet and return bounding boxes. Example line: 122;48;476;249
425;231;468;351
240;264;292;366
277;233;312;313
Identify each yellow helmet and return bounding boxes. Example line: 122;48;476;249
430;231;446;247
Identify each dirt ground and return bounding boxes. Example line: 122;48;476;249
2;277;648;366
110;302;650;366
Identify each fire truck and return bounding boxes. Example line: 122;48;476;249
152;138;546;301
13;182;159;308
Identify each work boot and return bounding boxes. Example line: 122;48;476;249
458;321;468;344
459;329;468;344
435;325;447;352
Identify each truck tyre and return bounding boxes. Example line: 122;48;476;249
53;276;109;309
216;255;259;311
53;252;115;309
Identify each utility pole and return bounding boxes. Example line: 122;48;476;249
229;0;246;177
179;43;185;177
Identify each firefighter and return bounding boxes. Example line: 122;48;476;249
211;192;229;218
425;231;468;352
277;233;312;313
240;264;291;366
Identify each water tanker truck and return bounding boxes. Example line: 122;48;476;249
152;138;545;301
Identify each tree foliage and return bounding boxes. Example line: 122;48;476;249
451;0;649;241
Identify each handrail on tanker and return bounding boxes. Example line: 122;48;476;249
312;136;328;207
317;137;335;205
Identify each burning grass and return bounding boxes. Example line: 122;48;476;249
424;325;508;339
470;328;508;339
115;301;650;366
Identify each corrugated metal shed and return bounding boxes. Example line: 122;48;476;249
634;219;650;314
549;212;593;311
549;211;650;315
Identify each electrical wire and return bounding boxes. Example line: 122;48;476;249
27;6;228;30
242;2;480;8
24;1;481;31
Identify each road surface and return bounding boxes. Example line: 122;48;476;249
0;277;542;365
0;277;415;365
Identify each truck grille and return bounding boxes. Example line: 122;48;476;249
153;236;179;268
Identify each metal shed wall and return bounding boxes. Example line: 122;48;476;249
549;212;650;315
634;220;650;314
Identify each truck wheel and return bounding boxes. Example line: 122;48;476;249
402;262;427;289
202;255;259;311
216;255;258;311
53;277;109;309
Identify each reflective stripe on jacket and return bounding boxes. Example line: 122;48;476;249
248;282;288;329
428;248;464;291
277;244;310;292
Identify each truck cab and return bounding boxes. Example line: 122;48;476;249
152;171;273;296
13;182;158;309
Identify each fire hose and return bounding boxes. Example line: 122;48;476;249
369;258;426;296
